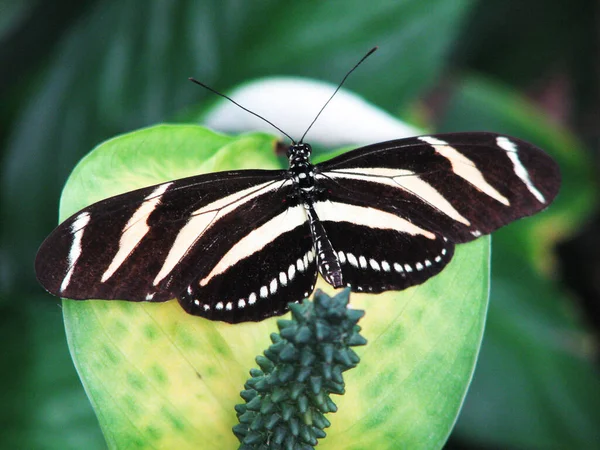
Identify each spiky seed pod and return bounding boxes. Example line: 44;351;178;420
234;288;367;449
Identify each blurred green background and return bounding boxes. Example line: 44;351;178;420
1;1;598;449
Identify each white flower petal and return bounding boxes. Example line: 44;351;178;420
203;77;420;146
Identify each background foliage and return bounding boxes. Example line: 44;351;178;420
1;0;598;449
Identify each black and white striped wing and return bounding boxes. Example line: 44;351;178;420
179;206;317;322
315;132;559;291
35;169;316;322
313;200;455;293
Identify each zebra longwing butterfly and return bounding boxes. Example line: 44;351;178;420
35;130;560;323
35;48;560;324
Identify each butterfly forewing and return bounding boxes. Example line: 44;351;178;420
35;169;289;303
317;132;560;243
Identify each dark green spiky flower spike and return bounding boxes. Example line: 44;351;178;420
233;288;367;449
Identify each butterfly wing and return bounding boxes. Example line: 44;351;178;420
35;169;301;311
179;206;317;323
312;200;455;293
317;132;560;244
314;132;559;291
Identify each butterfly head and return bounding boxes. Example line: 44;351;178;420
287;142;312;159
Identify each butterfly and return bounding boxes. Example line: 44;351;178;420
35;49;560;323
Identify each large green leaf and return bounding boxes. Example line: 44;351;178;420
60;124;489;449
438;76;600;449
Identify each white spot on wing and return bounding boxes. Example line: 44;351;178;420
248;292;257;304
270;278;278;294
359;255;367;269
394;263;403;272
338;251;346;264
347;253;358;267
60;212;91;293
288;264;296;280
381;261;390;272
260;286;268;298
238;299;246;308
496;136;546;203
279;272;287;286
369;259;380;271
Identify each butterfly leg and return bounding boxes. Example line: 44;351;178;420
304;202;343;288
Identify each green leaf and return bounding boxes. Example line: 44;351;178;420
438;76;600;448
61;125;489;449
452;2;586;87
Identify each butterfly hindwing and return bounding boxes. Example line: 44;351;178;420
312;200;455;293
179;209;317;323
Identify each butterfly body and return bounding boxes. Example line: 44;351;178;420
285;142;344;288
35;132;560;323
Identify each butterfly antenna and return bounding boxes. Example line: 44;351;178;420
188;77;295;143
299;46;378;143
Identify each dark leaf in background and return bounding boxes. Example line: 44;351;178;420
452;0;590;87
